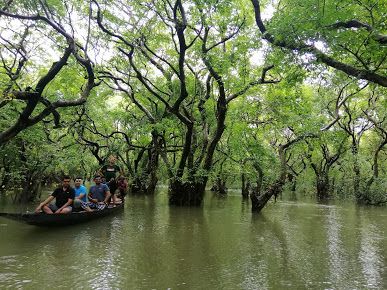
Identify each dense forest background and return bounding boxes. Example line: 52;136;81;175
0;0;385;211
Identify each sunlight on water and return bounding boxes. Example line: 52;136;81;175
0;191;386;289
359;222;384;289
326;206;347;288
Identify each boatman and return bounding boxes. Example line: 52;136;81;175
35;175;75;214
99;155;122;204
81;175;111;211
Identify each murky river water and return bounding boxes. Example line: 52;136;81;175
0;190;386;289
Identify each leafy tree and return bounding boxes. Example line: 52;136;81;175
0;1;96;144
92;0;278;206
250;0;387;87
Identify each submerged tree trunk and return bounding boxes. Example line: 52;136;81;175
241;173;250;199
131;131;161;195
250;145;286;212
210;177;227;194
366;137;387;189
250;134;316;212
0;167;9;192
16;172;42;203
169;179;206;206
250;181;284;212
287;173;297;192
352;144;362;201
316;172;330;199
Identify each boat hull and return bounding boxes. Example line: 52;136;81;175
0;204;124;226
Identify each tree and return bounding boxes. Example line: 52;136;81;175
93;0;278;205
305;134;347;199
363;86;387;204
0;1;96;145
250;0;387;87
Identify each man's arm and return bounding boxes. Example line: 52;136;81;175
99;165;106;178
56;198;73;213
103;185;111;204
88;192;97;203
76;193;86;200
75;187;87;200
117;166;123;179
35;196;54;213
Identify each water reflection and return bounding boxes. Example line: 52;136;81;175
0;191;386;289
358;213;384;289
326;206;347;288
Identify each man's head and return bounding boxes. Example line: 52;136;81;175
62;175;71;188
108;155;116;165
94;174;102;185
74;177;83;188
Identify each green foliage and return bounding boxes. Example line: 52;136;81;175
266;0;386;78
367;178;387;204
0;0;385;206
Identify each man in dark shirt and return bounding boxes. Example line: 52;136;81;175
99;155;122;204
35;175;75;214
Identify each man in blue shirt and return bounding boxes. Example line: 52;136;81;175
73;177;87;210
81;175;111;211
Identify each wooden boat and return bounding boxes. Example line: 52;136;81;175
0;203;124;227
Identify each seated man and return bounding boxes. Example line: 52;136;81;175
73;177;87;210
35;175;75;214
81;175;111;211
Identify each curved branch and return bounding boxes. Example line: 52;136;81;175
227;65;280;103
250;0;387;87
327;19;387;45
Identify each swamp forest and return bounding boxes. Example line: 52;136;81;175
0;0;387;289
0;0;386;210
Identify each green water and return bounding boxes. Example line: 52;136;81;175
0;191;386;289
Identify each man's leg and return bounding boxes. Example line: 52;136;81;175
81;201;93;212
73;199;83;211
42;203;56;214
59;206;72;214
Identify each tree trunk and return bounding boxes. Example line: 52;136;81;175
130;131;161;195
288;173;297;192
146;173;158;194
169;178;206;206
366;138;387;189
250;146;286;212
130;177;147;194
16;173;41;203
316;173;330;199
352;144;362;201
241;173;250;199
0;166;9;192
250;134;316;212
251;181;284;212
210;177;227;194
